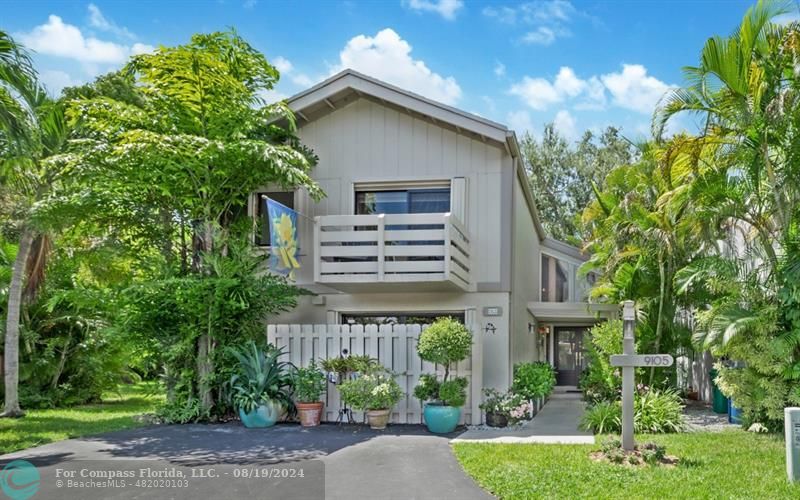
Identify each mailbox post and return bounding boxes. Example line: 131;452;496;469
787;407;800;483
621;301;635;451
610;300;674;452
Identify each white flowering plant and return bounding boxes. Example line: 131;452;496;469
338;373;403;411
479;388;533;423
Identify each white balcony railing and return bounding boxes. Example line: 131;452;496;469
313;212;471;290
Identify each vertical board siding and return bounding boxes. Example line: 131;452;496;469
297;98;505;286
267;323;481;425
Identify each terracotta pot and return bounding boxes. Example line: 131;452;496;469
296;401;324;427
366;409;391;430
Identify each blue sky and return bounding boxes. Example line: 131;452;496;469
5;0;778;141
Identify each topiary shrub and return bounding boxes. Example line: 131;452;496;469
414;317;472;408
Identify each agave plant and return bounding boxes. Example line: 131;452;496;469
227;341;294;414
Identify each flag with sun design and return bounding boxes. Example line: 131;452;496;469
266;198;301;280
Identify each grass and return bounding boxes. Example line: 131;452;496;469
0;382;163;454
453;431;800;499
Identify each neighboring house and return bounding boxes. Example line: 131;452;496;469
259;70;617;423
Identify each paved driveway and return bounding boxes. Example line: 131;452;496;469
1;424;491;500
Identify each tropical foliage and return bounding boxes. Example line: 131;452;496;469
0;29;320;420
521;125;636;244
579;0;800;429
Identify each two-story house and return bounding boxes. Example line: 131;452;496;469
261;70;616;423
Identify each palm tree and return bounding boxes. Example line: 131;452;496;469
0;31;68;417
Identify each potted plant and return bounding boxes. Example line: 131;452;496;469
294;360;327;427
413;317;472;433
338;373;403;429
479;388;510;427
228;341;294;428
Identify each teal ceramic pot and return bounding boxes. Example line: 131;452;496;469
239;400;281;428
423;404;462;433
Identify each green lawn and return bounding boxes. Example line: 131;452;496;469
453;431;800;499
0;382;163;454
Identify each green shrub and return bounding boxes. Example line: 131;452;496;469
294;361;327;403
582;401;621;434
581;388;684;434
416;317;472;372
579;320;627;404
635;388;684;433
413;374;468;407
438;378;469;407
414;317;473;408
512;362;556;399
339;373;403;411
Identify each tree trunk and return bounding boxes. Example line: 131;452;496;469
194;221;215;413
2;228;34;418
649;253;672;386
196;331;214;412
51;328;73;389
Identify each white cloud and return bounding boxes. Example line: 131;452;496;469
509;75;561;110
494;61;506;77
600;64;673;114
510;64;670;115
485;1;578;45
40;69;79;96
273;56;293;74
271;55;316;88
406;0;464;20
259;88;290;103
507;110;535;135
333;28;462;105
20;15;129;64
509;66;604;111
87;3;135;39
520;0;575;24
19;14;154;67
482;6;517;24
522;26;557;45
553;109;577;139
131;42;155;55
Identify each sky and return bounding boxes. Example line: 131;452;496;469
4;0;785;142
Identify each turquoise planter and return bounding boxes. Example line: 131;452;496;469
238;400;280;428
423;404;461;433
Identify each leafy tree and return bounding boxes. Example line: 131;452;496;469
68;31;322;414
1;31;74;417
521;124;634;244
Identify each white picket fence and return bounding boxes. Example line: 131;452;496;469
267;323;483;425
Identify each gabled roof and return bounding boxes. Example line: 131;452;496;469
287;69;588;249
288;69;512;146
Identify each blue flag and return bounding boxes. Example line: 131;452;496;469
266;198;301;280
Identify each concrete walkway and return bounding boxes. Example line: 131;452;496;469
452;393;595;444
2;423;491;500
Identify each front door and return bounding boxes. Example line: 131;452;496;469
554;327;588;386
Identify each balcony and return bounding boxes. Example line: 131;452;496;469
314;212;471;291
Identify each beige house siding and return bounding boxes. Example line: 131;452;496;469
509;168;542;375
294;97;506;289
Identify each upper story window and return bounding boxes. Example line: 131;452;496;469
355;188;450;215
254;191;294;246
541;254;570;302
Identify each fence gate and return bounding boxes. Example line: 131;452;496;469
267;323;482;425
